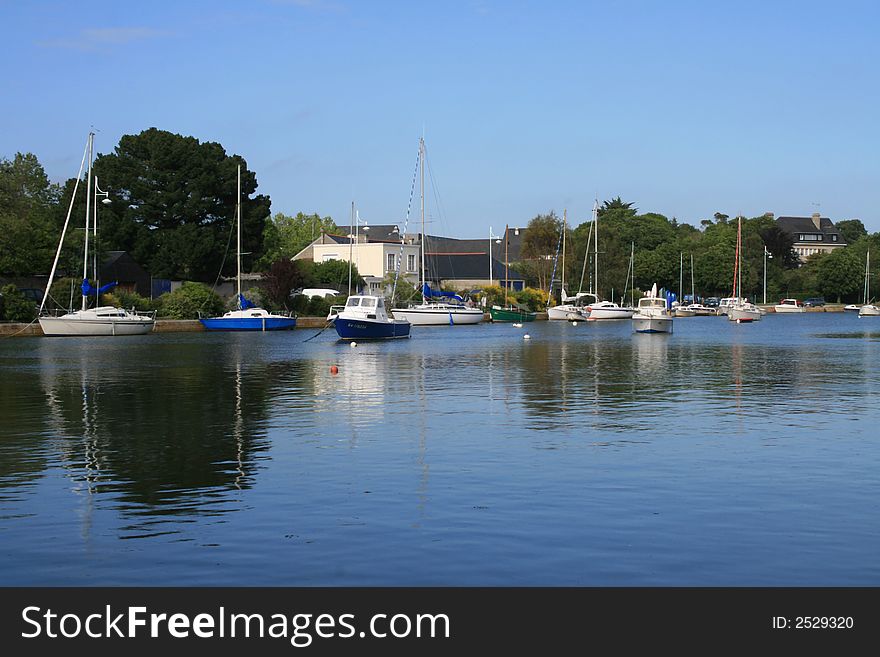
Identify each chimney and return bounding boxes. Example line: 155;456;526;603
764;212;774;219
811;212;822;230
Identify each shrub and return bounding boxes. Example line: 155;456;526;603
513;287;548;312
0;285;36;322
158;282;225;319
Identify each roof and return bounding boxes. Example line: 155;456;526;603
776;216;846;244
423;235;524;281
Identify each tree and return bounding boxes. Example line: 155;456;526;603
0;153;60;275
311;259;364;292
597;197;637;220
90;128;271;281
835;219;867;245
258;212;338;268
759;225;799;269
519;211;562;292
0;285;36;322
260;259;308;310
813;249;863;302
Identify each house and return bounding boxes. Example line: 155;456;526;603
101;251;152;297
294;225;421;295
774;213;847;262
294;225;528;293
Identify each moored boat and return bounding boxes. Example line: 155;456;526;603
490;305;537;322
333;295;411;340
774;298;804;313
632;284;673;334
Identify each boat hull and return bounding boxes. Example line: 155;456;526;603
389;307;484;325
858;305;880;317
773;306;804;313
489;307;537;322
199;316;297;331
547;305;586;320
333;317;411;340
727;307;761;322
588;307;634;320
632;316;673;333
672;308;696;317
39;316;154;336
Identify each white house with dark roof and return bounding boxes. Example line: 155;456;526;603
774;213;847;262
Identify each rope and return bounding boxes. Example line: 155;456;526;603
1;317;39;339
390;146;420;303
302;320;333;342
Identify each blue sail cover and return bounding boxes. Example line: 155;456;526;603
238;294;256;309
422;283;463;302
81;279;118;296
665;290;676;309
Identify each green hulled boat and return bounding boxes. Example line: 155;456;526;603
489;305;537;322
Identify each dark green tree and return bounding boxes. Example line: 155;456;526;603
519;211;562;292
258;212;338;268
90;128;271;281
759;225;799;269
835;219;867;245
813;249;863;302
0;153;60;275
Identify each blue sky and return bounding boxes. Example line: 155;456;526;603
2;0;878;236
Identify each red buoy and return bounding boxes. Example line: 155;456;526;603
330;365;339;374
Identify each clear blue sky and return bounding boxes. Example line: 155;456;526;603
2;0;878;236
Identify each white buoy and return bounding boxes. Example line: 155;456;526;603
571;321;578;326
350;341;358;347
523;334;531;340
512;322;522;328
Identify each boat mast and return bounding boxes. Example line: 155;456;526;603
505;224;509;301
420;137;426;302
690;253;695;305
236;165;242;309
594;199;599;299
630;242;635;308
679;252;683;306
348;201;354;296
732;216;740;300
81;132;94;311
561;209;566;296
867;251;871;303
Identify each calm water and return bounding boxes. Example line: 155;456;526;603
1;314;879;585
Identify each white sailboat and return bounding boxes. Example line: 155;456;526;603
547;209;591;320
39;132;155;336
672;252;695;317
391;138;483;325
727;216;761;323
632;283;673;333
199;165;296;331
585;200;635;320
859;251;879;317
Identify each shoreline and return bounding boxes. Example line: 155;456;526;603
0;306;847;337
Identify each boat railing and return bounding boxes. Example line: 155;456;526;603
327;305;345;320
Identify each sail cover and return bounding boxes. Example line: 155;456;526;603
238;293;256;309
81;279;118;296
422;283;462;301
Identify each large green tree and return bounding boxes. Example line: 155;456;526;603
519;211;562;293
835;219;867;245
0;153;60;275
90;128;271;281
257;212;338;269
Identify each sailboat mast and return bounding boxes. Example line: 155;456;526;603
505;224;509;298
236;165;242;309
348;201;354;296
561;209;566;295
691;253;695;304
679;252;683;305
594;200;599;299
81;132;94;311
630;242;635;307
420;137;426;301
867;251;871;303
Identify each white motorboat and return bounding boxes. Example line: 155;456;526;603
38;132;155;337
773;298;805;313
844;304;862;312
684;303;718;316
333;295;411;340
588;299;635;320
672;302;696;317
632;284;673;333
859;304;880;317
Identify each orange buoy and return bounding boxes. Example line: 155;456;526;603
330;365;339;374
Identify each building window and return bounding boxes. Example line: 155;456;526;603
798;233;821;241
832;234;838;242
387;253;396;271
408;254;416;272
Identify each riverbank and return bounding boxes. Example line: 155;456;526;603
0;307;847;336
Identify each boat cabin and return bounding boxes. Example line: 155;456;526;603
342;295;390;321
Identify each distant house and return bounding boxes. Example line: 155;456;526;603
294;225;527;293
775;213;847;262
101;251;151;297
293;225;420;295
